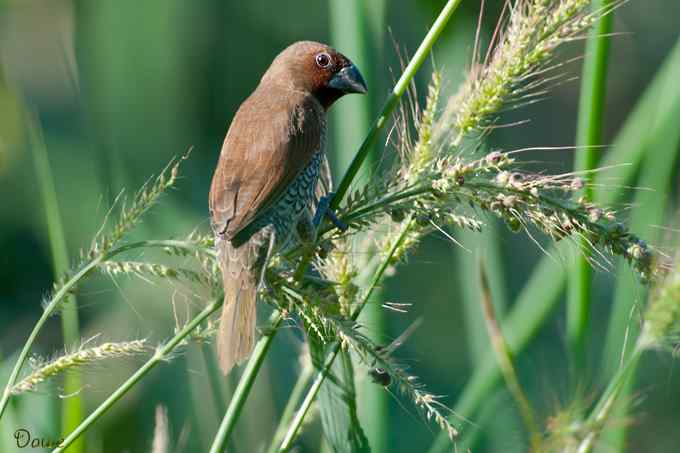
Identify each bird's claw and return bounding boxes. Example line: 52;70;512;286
313;192;348;231
325;209;348;232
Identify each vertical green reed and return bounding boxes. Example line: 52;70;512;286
567;0;614;372
599;75;680;452
28;120;84;453
201;344;228;419
329;0;387;451
209;312;282;453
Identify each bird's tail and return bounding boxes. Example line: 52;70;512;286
216;236;262;376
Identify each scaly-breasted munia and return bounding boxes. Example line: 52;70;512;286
209;41;367;375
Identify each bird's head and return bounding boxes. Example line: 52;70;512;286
262;41;368;109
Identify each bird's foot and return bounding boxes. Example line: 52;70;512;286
313;192;348;231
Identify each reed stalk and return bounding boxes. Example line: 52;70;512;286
567;0;614;373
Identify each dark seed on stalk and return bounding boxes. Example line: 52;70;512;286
505;217;522;233
370;368;391;387
416;215;430;227
389;208;406;223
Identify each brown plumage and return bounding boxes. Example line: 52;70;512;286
209;41;367;375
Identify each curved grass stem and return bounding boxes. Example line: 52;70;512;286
576;343;644;453
478;263;542;451
0;239;211;420
54;297;225;452
209;311;283;453
266;365;315;453
330;0;464;210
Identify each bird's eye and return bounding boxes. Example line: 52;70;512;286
315;52;332;69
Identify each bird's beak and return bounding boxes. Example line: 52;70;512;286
328;64;368;94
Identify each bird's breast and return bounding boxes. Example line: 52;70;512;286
246;119;326;249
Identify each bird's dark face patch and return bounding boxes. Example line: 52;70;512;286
263;41;367;109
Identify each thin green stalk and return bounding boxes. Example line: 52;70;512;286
201;344;228;419
280;348;342;451
278;219;415;451
459;222;508;367
330;0;464;210
596;37;680;453
478;263;541;451
567;0;614;373
54;298;225;452
0;239;210;420
267;365;315;453
209;311;282;453
599;103;680;452
577;344;644;453
28;119;84;451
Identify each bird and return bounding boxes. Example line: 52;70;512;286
209;41;367;375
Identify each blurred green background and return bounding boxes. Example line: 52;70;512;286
1;1;679;452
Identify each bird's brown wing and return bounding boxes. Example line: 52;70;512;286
315;153;333;204
209;88;324;240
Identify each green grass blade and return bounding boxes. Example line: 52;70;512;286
201;344;228;419
328;0;373;177
28;119;84;453
316;347;370;453
597;68;680;452
478;263;542;450
459;223;508;364
567;0;614;372
595;38;680;206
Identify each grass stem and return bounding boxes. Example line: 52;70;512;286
201;344;228;419
576;344;644;453
0;239;210;420
209;311;282;453
329;0;387;449
330;0;464;210
28;117;84;452
478;263;541;451
266;365;314;453
567;0;614;371
55;298;224;452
